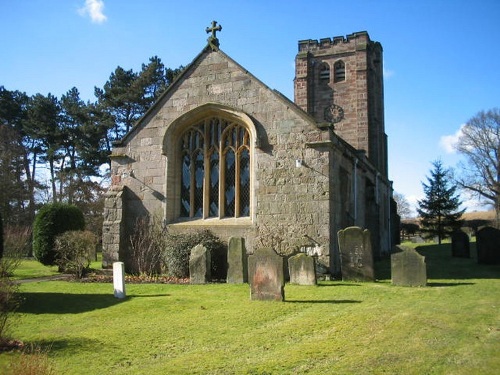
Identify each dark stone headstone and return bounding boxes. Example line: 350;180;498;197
248;248;284;301
451;230;470;258
288;253;316;285
337;226;375;281
189;244;211;284
227;237;248;283
476;226;500;265
391;245;427;287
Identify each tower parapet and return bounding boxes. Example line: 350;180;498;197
294;31;387;178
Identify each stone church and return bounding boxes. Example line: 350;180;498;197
102;23;397;277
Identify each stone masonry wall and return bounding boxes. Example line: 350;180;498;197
106;48;333;270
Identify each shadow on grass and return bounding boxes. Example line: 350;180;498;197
285;299;361;304
317;283;361;287
427;282;475;287
375;242;500;281
25;337;100;354
17;293;126;314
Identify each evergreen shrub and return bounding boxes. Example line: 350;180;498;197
33;203;85;266
163;230;226;279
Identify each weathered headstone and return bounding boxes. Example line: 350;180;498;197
189;244;211;284
391;245;427;287
451;230;470;258
476;226;500;265
288;253;316;285
113;261;126;298
337;226;374;281
411;236;425;244
248;248;284;301
227;237;248;283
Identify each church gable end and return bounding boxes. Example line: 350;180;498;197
103;25;394;277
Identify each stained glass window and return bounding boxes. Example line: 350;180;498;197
179;117;250;219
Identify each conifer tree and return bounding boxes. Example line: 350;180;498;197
417;160;465;244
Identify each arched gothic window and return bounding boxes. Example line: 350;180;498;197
180;117;251;219
334;60;346;82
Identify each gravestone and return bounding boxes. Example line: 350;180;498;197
476;226;500;265
113;262;126;298
227;237;248;283
288;253;316;285
248;248;284;301
391;245;427;287
451;230;470;258
189;244;211;284
337;226;374;281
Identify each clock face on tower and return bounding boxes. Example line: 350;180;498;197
324;104;344;124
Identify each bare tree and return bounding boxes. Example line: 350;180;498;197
393;192;413;219
454;108;500;227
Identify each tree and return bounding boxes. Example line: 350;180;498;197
393;192;413;219
417;160;465;244
454;108;500;227
26;93;62;202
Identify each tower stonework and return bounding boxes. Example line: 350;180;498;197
294;31;387;178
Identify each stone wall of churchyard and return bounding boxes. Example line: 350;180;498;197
104;49;336;269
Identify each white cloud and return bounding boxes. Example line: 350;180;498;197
439;125;465;154
383;67;394;79
79;0;107;24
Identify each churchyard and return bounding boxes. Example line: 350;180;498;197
1;241;499;375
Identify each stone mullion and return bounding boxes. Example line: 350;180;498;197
235;145;241;218
219;144;226;218
203;119;209;219
189;148;195;218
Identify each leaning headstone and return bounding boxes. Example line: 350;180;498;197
113;262;126;298
227;237;248;283
288;253;316;285
337;226;374;281
189;244;211;284
476;226;500;265
451;230;470;258
391;245;427;287
248;248;284;301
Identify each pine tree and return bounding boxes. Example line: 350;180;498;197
417;160;465;244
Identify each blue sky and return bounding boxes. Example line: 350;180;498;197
1;0;499;214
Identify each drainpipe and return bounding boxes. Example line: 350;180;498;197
353;159;358;224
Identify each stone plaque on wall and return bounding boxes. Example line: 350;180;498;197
337;226;374;282
248;248;284;301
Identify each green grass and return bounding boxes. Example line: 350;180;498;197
10;259;59;280
1;243;499;374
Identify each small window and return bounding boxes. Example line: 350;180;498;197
319;63;330;83
334;60;345;82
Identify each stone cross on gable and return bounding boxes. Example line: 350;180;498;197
206;20;222;51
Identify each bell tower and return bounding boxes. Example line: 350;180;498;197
294;31;387;178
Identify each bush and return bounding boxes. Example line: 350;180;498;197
129;216;165;276
0;264;20;346
7;344;55;375
0;210;3;258
163;230;226;279
33;203;85;266
54;231;96;279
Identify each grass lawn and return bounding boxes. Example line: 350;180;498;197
1;243;499;374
